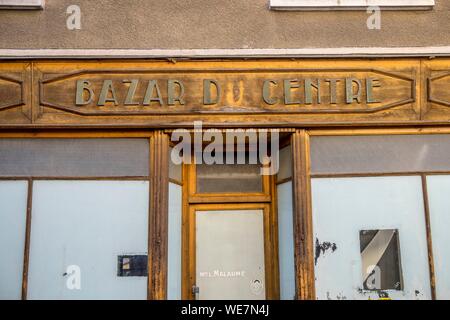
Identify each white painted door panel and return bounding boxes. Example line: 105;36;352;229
196;210;265;300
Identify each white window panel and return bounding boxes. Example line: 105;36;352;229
277;181;296;300
0;0;44;9
312;176;431;300
0;181;28;300
426;176;450;300
270;0;435;10
167;182;182;300
27;180;149;300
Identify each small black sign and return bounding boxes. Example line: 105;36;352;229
117;255;148;277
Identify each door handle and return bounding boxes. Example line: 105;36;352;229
192;285;200;300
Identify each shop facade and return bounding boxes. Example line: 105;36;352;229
0;58;450;300
1;0;450;301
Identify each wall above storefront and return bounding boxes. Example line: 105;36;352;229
0;0;448;51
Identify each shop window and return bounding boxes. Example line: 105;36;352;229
360;229;403;291
0;138;149;177
0;0;44;9
27;180;149;299
196;162;263;194
276;145;292;183
426;175;450;299
0;181;28;300
276;145;296;300
168;147;182;300
312;176;431;300
310;134;450;175
270;0;435;10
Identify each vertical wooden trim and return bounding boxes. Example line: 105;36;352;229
181;162;192;300
421;174;437;300
148;131;170;300
291;130;315;300
21;178;33;300
269;173;281;300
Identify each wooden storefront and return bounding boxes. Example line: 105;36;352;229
1;58;450;300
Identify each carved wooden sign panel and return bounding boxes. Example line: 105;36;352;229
428;72;450;107
39;68;414;116
0;63;31;125
0;60;431;127
0;74;23;111
423;60;450;121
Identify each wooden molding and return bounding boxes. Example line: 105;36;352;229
148;131;170;300
291;130;316;300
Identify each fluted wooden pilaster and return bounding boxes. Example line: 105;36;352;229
291;130;316;300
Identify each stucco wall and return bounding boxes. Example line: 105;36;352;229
0;0;448;49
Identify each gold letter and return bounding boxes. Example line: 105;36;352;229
76;80;94;106
346;78;362;104
98;80;118;106
263;80;277;105
284;79;301;105
143;80;163;106
304;78;321;105
325;79;340;104
366;78;381;103
168;80;185;106
203;79;221;105
123;79;139;105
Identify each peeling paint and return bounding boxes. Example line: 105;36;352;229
325;291;347;300
377;291;390;299
336;293;347;300
314;238;337;265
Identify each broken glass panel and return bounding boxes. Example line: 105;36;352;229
360;229;403;291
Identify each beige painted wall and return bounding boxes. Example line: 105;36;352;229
0;0;448;49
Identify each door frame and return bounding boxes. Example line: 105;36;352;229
182;202;278;300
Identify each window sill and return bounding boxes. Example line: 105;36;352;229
0;0;44;10
269;0;435;11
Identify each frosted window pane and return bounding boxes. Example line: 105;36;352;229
169;147;182;182
311;135;450;174
0;181;28;300
426;175;450;300
277;181;295;300
27;181;149;300
167;182;182;300
277;146;292;182
312;176;431;300
196;163;262;193
0;139;149;177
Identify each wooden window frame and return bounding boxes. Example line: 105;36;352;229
187;162;272;204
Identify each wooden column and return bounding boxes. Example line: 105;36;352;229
291;130;316;300
148;130;170;300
